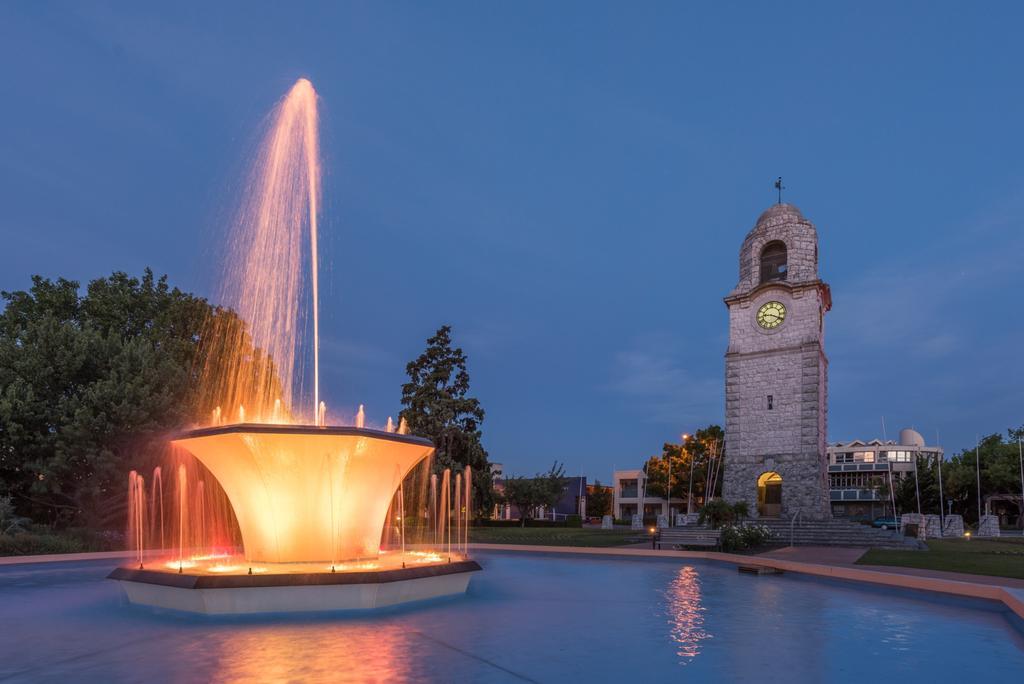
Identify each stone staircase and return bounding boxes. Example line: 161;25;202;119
753;518;925;549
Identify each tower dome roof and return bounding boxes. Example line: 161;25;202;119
755;203;805;227
730;201;819;295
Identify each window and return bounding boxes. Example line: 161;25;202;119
833;452;853;464
853;451;875;463
830;473;887;489
767;395;774;410
890;451;912;463
760;241;788;283
619;479;638;498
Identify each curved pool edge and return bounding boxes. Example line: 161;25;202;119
0;550;133;566
4;544;1023;623
466;543;1024;622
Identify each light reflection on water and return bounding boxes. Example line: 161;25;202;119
205;623;416;683
664;565;711;663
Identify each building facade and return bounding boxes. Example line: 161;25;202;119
611;469;698;523
721;203;832;519
492;476;587;521
828;428;944;520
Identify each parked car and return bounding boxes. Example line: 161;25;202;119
871;516;898;530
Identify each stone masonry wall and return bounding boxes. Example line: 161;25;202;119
722;204;831;520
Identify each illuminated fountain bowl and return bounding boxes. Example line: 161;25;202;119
109;424;480;615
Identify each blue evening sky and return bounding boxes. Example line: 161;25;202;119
1;2;1022;480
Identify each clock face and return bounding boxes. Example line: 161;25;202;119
756;301;786;329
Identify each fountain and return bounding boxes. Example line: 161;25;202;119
109;78;479;614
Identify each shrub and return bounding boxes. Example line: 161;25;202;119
0;525;123;557
0;532;86;556
477;519;570;528
698;499;753;529
0;496;29;535
565;515;583;528
720;523;773;552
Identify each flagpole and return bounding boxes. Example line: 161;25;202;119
667;443;672;527
936;431;945;534
1018;435;1023;531
975;436;982;527
913;451;922;516
640;458;649;528
683;434;694;516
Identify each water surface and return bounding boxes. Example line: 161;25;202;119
1;552;1021;682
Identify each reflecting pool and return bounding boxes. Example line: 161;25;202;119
1;552;1021;682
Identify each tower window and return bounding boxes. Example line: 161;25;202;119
760;241;788;283
767;395;774;410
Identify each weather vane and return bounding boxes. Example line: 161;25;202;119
774;176;785;204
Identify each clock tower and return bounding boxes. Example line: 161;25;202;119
721;203;832;520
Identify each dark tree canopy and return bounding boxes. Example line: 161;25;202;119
585;480;612;518
0;270;247;529
500;462;566;527
642;424;724;502
399;325;492;514
933;428;1024;525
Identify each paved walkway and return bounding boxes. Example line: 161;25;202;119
757;545;866;565
756;545;1024;589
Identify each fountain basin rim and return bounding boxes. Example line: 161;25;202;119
170;422;433;447
108;560;480;589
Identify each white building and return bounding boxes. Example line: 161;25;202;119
611;469;697;523
828;428;944;520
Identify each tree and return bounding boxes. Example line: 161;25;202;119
501;477;539;528
0;270;251;529
641;425;725;506
586;480;612;518
941;428;1024;525
501;462;567;527
892;455;941;516
399;326;491;511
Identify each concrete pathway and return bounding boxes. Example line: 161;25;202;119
757;545;866;565
851;562;1024;589
756;544;1024;589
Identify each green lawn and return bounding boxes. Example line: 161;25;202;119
856;536;1024;580
469;526;641;548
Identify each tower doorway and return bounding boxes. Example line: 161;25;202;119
757;472;783;518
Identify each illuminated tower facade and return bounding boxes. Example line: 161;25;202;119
721;203;832;519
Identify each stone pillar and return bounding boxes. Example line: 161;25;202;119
923;514;942;538
978;514;1001;537
630;514;643;531
656;514;669;529
901;513;926;539
942;514;964;537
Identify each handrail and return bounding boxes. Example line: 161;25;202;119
789;509;803;547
